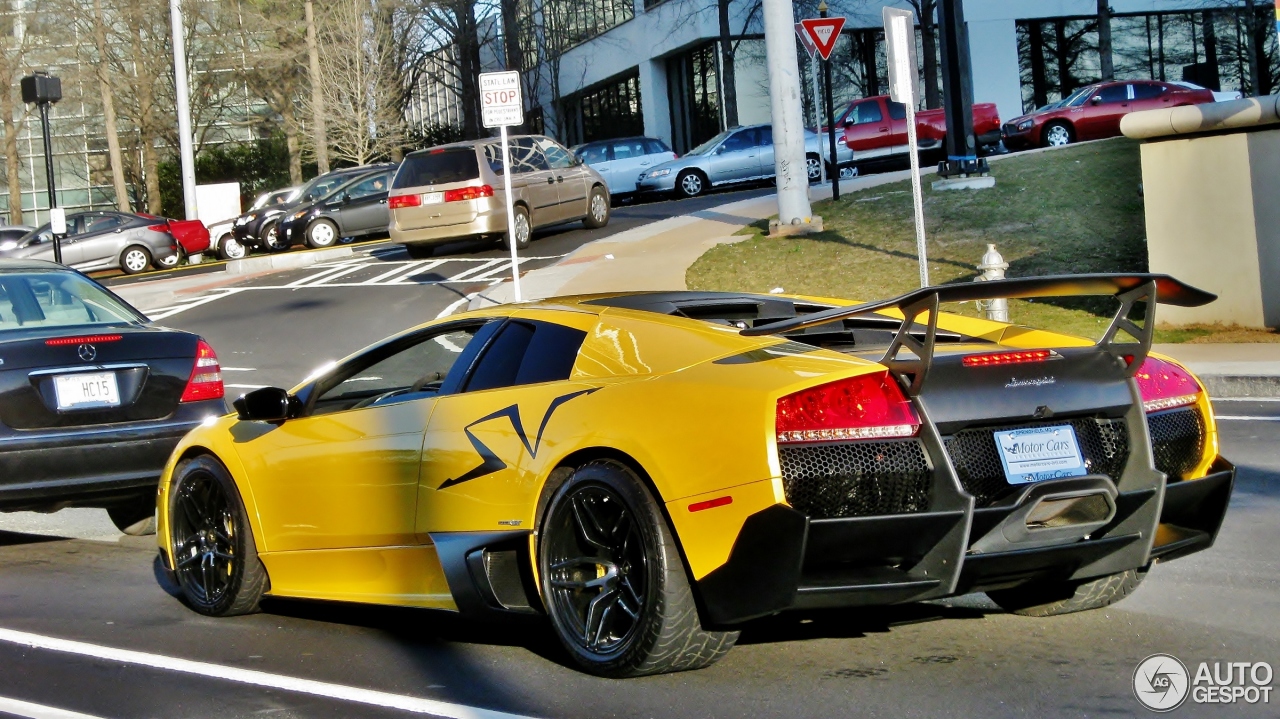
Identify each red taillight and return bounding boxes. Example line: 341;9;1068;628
444;185;494;202
146;224;170;233
389;194;421;209
776;372;920;444
1135;357;1201;413
180;339;224;403
963;349;1054;367
46;334;122;346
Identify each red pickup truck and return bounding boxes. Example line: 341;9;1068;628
832;95;1001;164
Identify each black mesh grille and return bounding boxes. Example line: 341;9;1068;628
944;418;1130;507
1148;407;1205;481
779;440;932;519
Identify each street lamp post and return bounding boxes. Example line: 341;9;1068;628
20;71;63;264
936;0;987;178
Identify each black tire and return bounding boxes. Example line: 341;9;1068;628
988;567;1146;617
539;460;738;677
168;455;267;617
305;218;340;249
119;245;152;274
260;221;288;253
107;495;156;536
582;185;610;229
675;170;706;198
805;154;823;183
217;234;248;261
403;243;436;259
501;204;531;251
1042;121;1074;148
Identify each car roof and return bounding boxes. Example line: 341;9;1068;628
0;257;68;272
405;135;555;156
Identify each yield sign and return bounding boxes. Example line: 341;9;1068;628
800;17;846;61
794;22;818;58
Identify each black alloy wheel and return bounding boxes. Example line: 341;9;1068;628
169;456;266;616
539;461;738;677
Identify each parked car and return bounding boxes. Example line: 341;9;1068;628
278;168;394;249
156;219;212;268
637;125;782;198
388;136;609;258
0;258;227;535
234;166;394;253
833;94;1001;167
804;130;856;181
571;137;676;197
0;211;186;275
1002;80;1216;149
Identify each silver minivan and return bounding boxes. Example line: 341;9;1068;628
388;135;610;258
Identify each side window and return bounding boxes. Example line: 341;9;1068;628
645;139;671;154
483;143;505;175
310;325;483;415
579;144;609;164
720;130;755;153
757;127;772;146
463;320;587;393
537;138;575;169
511;138;550;173
887;101;907;120
852;100;884;124
1132;82;1164;100
347;173;389;199
1095;84;1128;104
611;139;648;159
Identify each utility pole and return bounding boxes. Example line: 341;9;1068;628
21;72;62;263
761;0;813;227
936;0;986;178
169;0;197;220
1098;0;1113;81
305;0;329;174
819;1;839;200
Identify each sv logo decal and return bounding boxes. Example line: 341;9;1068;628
438;388;599;489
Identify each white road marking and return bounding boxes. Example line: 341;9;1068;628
146;289;244;321
470;261;513;282
284;261;369;288
443;259;505;283
302;263;373;286
0;627;538;719
363;259;442;285
0;695;105;719
1216;415;1280;422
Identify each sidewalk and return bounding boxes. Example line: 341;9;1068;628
470;176;1280;399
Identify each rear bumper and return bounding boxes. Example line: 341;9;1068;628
389;208;505;246
0;400;226;511
695;459;1235;625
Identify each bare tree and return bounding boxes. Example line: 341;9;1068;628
309;0;403;165
0;0;44;224
1097;0;1114;81
234;0;308;184
91;0;131;210
304;0;329;172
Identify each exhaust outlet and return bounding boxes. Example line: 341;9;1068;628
1025;493;1114;530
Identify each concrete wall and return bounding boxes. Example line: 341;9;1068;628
1141;129;1280;328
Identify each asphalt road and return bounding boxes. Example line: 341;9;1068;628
1;190;1277;717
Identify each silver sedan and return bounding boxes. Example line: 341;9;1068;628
0;211;177;275
636;125;852;197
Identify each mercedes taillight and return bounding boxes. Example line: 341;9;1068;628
180;339;224;403
776;372;920;444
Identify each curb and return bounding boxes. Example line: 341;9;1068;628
224;246;354;274
1200;375;1280;399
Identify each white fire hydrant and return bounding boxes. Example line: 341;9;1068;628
975;243;1009;322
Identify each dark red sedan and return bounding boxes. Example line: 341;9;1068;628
1002;80;1217;150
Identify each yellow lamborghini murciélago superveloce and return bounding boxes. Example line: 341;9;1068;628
156;274;1235;677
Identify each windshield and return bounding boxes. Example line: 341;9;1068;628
0;271;142;332
685;131;733;157
1062;86;1096;107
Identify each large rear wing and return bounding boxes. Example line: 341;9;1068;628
740;274;1216;394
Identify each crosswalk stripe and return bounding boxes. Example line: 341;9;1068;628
445;259;505;282
0;695;105;719
363;260;442;285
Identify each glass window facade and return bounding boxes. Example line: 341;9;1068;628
560;71;644;147
666;43;721;155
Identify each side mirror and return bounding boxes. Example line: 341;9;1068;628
233;386;292;422
1090;96;1102;105
842;119;853;128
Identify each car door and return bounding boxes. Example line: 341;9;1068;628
755;127;776;179
1131;81;1168;111
606;138;649;193
1076;84;1129;140
577;143;614;193
233;321;490;554
510;137;560;227
333;172;391;236
886;100;910;152
706;128;762;184
843;98;894;158
538;137;589;221
69;212;129;267
417;315;594;533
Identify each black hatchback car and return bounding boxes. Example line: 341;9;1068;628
278;168;394;249
232;164;396;253
0;259;227;534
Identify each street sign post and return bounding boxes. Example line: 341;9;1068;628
883;7;929;288
801;9;845;198
480;71;525;301
794;23;825;184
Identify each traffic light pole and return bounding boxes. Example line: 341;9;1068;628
820;3;839;199
936;0;987;178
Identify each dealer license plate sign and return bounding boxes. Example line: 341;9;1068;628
53;372;120;410
993;424;1087;485
422;192;443;205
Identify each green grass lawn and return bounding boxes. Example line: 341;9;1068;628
687;138;1276;343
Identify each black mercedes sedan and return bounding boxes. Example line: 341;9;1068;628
0;259;227;535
